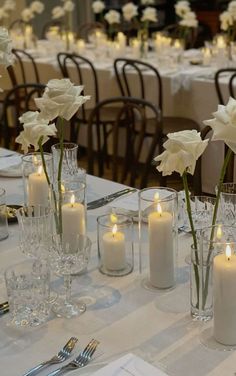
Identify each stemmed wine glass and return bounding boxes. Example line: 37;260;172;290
49;234;91;318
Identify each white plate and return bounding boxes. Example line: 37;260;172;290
0;165;22;177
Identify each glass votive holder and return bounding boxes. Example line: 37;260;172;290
97;213;134;277
0;188;8;240
139;187;178;290
4;259;51;327
22;152;52;206
50;181;86;250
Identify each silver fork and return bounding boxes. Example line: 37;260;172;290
22;337;78;376
47;339;99;375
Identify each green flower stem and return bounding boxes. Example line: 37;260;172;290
182;171;199;308
57;117;65;235
202;148;233;308
38;137;60;233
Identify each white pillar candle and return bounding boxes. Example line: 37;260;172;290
62;194;86;250
213;244;236;345
103;224;126;271
148;202;174;288
77;39;85;54
28;165;49;206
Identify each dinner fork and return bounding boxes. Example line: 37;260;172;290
22;337;78;376
46;339;99;375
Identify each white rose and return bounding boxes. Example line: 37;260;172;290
220;11;234;31
63;0;75;12
141;0;155;5
35;78;91;121
204;97;236;153
175;1;190;18
92;0;105;14
141;6;157;23
0;27;13;66
154;130;208;176
3;0;15;11
179;11;198;28
16;111;57;154
229;1;236;19
122;2;138;22
21;8;34;22
52;6;65;19
30;1;44;14
104;9;121;25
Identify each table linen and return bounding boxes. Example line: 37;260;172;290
0;171;236;376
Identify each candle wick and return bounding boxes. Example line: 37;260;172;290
228;257;230;261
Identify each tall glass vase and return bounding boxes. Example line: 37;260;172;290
191;224;236;321
138;27;148;59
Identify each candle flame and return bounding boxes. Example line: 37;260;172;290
157;203;162;215
112;224;117;237
60;184;65;193
37;165;43;175
154;192;159;202
226;244;232;260
70;194;75;207
110;213;117;224
216;225;222;240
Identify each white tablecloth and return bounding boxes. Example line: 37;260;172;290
0;172;236;376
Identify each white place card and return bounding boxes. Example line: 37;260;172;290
91;353;169;376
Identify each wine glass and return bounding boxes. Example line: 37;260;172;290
49;234;91;318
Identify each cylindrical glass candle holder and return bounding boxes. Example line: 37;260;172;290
22;153;52;206
139;187;178;290
50;181;86;251
97;213;134;276
0;188;8;240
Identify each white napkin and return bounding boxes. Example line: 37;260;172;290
91;353;168;375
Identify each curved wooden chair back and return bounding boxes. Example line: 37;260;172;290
0;83;46;149
78;22;105;42
41;20;64;39
57;52;99;123
114;58;163;111
8;49;40;87
215;68;236;105
87;96;162;188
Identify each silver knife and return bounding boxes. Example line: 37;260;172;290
87;188;137;210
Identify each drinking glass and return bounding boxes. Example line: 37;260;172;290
5;259;50;327
16;205;54;259
220;182;236;225
51;142;86;185
49;234;91;318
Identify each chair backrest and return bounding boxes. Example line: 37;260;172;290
57;52;99;122
215;68;236;105
114;58;163;111
9;19;27;33
78;22;105;43
41;20;64;39
214;68;236;182
10;49;40;87
87;96;162;188
1;83;46;149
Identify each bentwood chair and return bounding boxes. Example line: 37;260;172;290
214;68;236;182
7;49;40;87
77;22;105;43
87;96;163;188
41;20;64;39
0;83;46;149
114;58;200;138
57;52;119;167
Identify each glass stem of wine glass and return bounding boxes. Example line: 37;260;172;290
64;274;72;304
